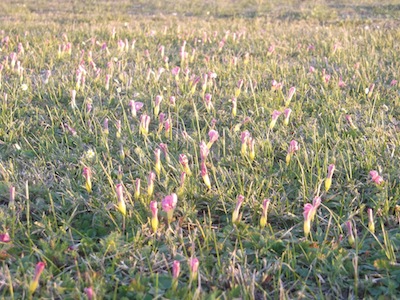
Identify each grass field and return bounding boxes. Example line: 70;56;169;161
0;0;400;299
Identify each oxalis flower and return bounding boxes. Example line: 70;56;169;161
162;193;177;224
286;140;299;165
83;167;92;193
189;257;199;281
303;197;321;238
240;130;251;156
269;110;281;129
370;170;384;185
346;221;355;247
172;260;180;290
325;164;335;192
232;195;244;224
367;208;375;234
179;154;192;176
150;201;158;233
260;199;270;228
207;130;219;149
283;108;292;126
147;172;156;196
29;262;46;295
115;184;126;216
201;162;211;190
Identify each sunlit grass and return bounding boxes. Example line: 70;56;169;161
0;0;399;299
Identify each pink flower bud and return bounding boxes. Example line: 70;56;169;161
140;114;151;135
204;93;213;111
33;261;46;282
0;233;11;243
288;140;299;154
115;183;126;216
180;172;186;188
283;108;292;126
84;287;94;300
172;260;180;279
147;172;156;196
189;257;199;280
200;142;209;162
286;87;296;104
232;195;244;223
150;201;158;217
134;178;141;199
327;164;335;179
269;110;281;129
207;130;219;148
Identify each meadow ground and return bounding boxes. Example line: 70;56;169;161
0;0;400;299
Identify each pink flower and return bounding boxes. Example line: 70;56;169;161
169;96;176;106
338;77;346;88
303;203;314;237
201;162;211;189
327;164;335;179
324;74;331;84
84;287;94;300
260;199;270;228
162;193;178;212
241;130;251;144
370;170;384;185
171;67;181;78
134;178;141;199
162;193;178;224
283;108;292;126
271;80;283;91
390;79;397;86
83;167;92;193
0;233;11;243
172;260;180;279
240;130;251;155
286;87;296;105
140;114;151;135
204;93;213;111
346;221;355;247
200;142;209;162
345;115;356;129
288;140;299;154
147;172;156;196
189;257;199;280
207;130;219;148
150;201;158;233
180;172;186;188
269;110;281;129
232;195;245;224
129;100;144;117
309;66;315;73
367;208;375;233
116;183;126;216
105;74;111;90
29;261;46;294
